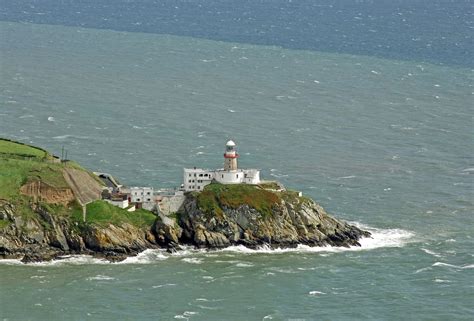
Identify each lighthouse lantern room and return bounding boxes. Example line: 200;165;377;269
224;140;239;171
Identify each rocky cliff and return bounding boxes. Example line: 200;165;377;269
159;185;370;250
0;200;158;262
0;139;371;262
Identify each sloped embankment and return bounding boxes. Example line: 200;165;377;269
62;167;102;205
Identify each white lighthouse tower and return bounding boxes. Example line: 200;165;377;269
223;140;238;171
182;139;261;191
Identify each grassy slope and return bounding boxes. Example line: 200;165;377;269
196;183;281;218
73;200;156;228
195;183;313;218
0;139;47;158
0;140;70;223
0;139;156;230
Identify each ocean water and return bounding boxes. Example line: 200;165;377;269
0;1;473;320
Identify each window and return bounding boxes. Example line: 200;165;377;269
137;198;141;202
192;180;195;183
222;174;224;178
134;192;137;195
189;174;191;177
199;174;203;177
147;198;151;201
147;192;151;195
236;174;239;178
194;174;196;177
188;180;191;183
197;186;200;189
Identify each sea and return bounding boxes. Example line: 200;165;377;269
0;1;473;320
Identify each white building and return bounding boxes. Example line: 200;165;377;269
183;140;261;192
105;198;129;209
128;187;156;210
129;187;154;203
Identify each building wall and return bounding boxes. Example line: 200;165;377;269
214;170;243;184
243;169;260;184
158;194;187;215
183;168;261;192
130;187;154;203
183;168;214;192
105;199;129;209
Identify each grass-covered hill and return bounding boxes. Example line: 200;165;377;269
0;138;156;238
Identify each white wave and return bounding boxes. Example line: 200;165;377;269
87;275;115;281
1;225;414;266
336;175;356;180
19;114;34;119
182;257;203;264
218;225;414;255
119;249;168;264
434;279;451;283
432;262;474;270
227;109;236;113
37;255;109;266
309;291;326;296
415;267;432;274
421;248;442;258
52;134;90;140
174;311;198;320
235;262;254;267
152;283;176;288
0;259;23;265
47;116;55;122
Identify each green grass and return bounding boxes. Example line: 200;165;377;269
0;138;48;159
257;181;281;190
75;200;157;228
0;219;11;229
168;212;182;223
196;183;281;218
0;158;69;200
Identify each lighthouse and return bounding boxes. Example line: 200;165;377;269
224;140;239;171
182;139;261;191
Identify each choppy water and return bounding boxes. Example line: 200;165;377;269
0;1;473;319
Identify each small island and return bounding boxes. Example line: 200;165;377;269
0;138;370;262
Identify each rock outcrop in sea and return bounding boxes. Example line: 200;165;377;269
0;138;371;262
157;185;370;250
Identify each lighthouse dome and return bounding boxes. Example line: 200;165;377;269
226;140;236;147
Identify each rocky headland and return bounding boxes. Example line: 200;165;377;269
0;138;370;262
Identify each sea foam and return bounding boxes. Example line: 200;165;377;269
0;224;414;266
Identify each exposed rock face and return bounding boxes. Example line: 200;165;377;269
0;190;370;262
0;201;157;262
20;180;75;206
175;195;370;249
152;214;182;246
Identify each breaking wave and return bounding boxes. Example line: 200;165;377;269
0;224;414;266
